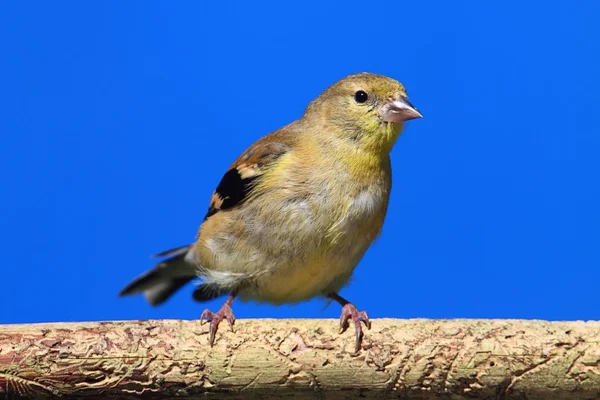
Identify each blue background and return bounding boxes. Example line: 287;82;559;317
1;1;598;324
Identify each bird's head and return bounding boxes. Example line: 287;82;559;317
305;73;422;154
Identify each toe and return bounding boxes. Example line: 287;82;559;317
359;311;371;329
224;308;236;330
208;321;218;346
200;309;214;324
339;306;352;333
353;322;364;352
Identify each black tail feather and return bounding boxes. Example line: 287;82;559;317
144;277;192;306
119;267;163;297
151;245;192;259
119;244;196;306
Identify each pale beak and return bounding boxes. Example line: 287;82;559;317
379;97;423;123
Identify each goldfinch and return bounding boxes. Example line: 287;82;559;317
119;73;422;351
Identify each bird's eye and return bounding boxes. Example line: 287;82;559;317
354;90;368;104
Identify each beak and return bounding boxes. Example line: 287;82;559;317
379;97;423;123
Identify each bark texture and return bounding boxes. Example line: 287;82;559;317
0;318;598;399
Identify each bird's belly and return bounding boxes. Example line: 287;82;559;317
241;189;387;304
245;238;371;304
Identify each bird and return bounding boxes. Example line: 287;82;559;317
119;72;422;352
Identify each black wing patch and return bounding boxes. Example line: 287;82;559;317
202;141;291;221
203;169;258;221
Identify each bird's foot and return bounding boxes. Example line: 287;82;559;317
339;303;371;352
200;300;235;346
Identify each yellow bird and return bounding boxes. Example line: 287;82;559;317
120;73;422;351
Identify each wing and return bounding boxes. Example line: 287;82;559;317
202;140;292;221
193;130;297;302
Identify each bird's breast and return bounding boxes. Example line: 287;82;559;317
247;178;390;304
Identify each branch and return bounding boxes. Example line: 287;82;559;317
1;319;599;398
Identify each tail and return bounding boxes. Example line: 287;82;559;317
119;245;197;306
119;244;228;306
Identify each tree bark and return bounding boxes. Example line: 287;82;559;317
0;318;598;399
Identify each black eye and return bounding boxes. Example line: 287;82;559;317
354;90;368;104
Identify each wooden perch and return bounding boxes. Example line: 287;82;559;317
1;319;599;399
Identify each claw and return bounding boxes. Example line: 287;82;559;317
338;303;371;352
199;295;236;346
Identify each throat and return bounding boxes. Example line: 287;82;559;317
341;120;403;155
365;122;403;154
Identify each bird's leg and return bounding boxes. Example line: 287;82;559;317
328;292;371;352
200;292;236;346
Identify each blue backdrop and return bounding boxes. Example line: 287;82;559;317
1;1;598;324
